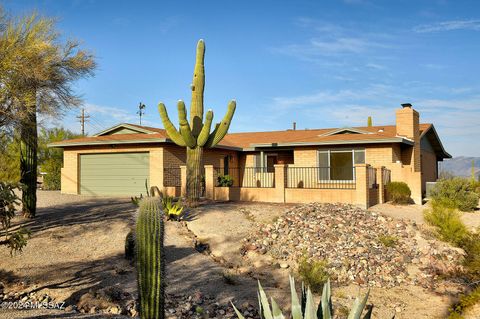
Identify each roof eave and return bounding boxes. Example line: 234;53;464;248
421;124;452;159
47;138;168;148
94;123;157;136
249;138;414;148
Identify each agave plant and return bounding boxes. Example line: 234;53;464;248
232;276;394;319
162;196;185;220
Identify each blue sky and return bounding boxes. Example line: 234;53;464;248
3;0;480;157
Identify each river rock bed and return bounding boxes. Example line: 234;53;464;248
243;203;463;288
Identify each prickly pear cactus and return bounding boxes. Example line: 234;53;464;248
158;40;236;203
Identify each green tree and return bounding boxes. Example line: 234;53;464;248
38;127;81;190
0;133;20;183
0;9;95;217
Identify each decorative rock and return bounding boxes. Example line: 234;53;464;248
243;202;463;289
279;263;289;269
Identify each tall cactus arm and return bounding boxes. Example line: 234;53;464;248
205;100;236;147
190;39;206;137
177;100;196;148
197;109;214;147
158;103;186;147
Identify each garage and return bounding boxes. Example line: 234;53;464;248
79;152;149;196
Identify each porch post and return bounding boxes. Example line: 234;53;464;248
180;165;187;197
355;164;369;209
274;164;286;203
204;165;215;200
376;166;385;204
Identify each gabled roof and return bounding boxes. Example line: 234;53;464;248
94;123;161;136
420;124;452;159
47;122;450;159
319;127;373;136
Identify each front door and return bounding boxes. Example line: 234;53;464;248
266;155;277;173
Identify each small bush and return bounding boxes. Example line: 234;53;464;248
297;257;330;293
460;233;480;279
1;182;30;255
424;202;469;246
378;235;398;247
217;175;234;187
222;269;238;285
448;285;480;319
7;227;30;256
430;178;479;212
386;181;411;204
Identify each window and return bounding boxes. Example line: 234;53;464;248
223;156;229;175
317;149;365;181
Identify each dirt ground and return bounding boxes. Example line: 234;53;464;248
2;193;480;318
369;201;480;230
0;192;261;319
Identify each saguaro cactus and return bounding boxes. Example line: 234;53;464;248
20;108;38;218
136;198;165;319
158;40;236;203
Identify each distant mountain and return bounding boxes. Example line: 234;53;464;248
439;156;480;179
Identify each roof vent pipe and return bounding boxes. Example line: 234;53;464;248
293;122;296;130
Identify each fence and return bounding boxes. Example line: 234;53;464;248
163;167;181;187
285;167;356;189
214;167;275;188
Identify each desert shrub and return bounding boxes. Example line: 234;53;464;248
430;178;479;212
424;202;469;246
378;235;398;247
124;230;135;261
460;232;480;279
217;175;234;187
222;269;238;285
297;257;330;293
0;182;30;255
42;159;61;190
448;285;480;319
386;181;411;204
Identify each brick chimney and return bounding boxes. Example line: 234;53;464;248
396;103;420;172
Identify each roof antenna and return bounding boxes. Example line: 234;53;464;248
137;102;146;125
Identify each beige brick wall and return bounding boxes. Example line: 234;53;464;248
61;144;163;195
421;149;437;193
162;144;239;169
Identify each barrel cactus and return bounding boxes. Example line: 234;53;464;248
158;39;236;204
233;276;394;319
136;197;165;319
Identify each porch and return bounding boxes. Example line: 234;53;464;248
164;164;391;209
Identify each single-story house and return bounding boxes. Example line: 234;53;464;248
49;103;450;207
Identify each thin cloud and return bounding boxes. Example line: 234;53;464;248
413;19;480;33
421;63;446;70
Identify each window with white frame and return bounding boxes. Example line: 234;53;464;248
317;149;365;181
